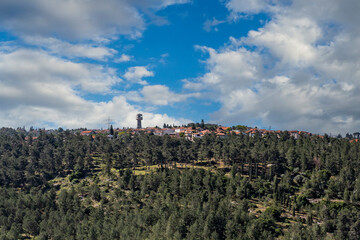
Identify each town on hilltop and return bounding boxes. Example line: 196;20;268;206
79;124;314;141
10;113;360;142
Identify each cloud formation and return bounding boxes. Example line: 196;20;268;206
203;18;225;32
23;36;117;60
187;0;360;134
0;0;189;41
115;54;133;63
2;0;358;133
140;85;199;106
0;49;189;129
123;66;154;85
0;0;191;129
226;0;276;15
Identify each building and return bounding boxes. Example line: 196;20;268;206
80;130;95;136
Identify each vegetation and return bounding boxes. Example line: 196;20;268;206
1;127;360;239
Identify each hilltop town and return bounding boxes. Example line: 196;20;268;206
12;121;314;141
8;114;360;142
8;113;360;142
79;125;313;141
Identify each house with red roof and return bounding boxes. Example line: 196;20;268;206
80;130;95;136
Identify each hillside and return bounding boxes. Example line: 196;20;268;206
0;129;360;239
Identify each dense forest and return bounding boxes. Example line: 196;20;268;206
1;127;360;239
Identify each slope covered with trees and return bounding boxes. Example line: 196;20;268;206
1;128;360;239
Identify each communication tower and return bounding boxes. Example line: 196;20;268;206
136;113;143;129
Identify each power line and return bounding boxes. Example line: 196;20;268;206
104;116;114;129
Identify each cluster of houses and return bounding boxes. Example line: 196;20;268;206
80;126;232;140
11;124;360;143
79;126;314;141
245;128;312;139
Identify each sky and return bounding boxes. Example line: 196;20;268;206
0;0;359;134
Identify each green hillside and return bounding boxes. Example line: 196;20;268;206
1;129;360;239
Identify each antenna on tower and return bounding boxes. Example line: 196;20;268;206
104;116;114;129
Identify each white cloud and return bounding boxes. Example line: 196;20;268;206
140;85;199;105
225;0;283;17
0;0;141;41
160;0;190;8
159;53;169;64
245;16;322;67
189;46;262;92
23;36;117;60
0;0;193;129
115;54;133;63
123;66;154;85
2;95;190;129
0;48;189;129
186;0;360;134
203;18;225;32
0;49;121;98
0;0;189;41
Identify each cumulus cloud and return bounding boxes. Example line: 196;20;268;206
245;16;321;67
0;49;122;94
0;48;189;129
188;46;262;92
1;95;190;129
0;0;189;41
123;66;154;85
186;0;360;134
0;0;193;129
225;0;282;17
22;36;117;60
141;85;199;105
0;0;140;41
115;54;133;63
0;0;194;129
126;85;199;106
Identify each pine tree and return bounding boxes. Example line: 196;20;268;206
110;125;114;135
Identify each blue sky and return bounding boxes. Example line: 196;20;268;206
0;0;360;134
